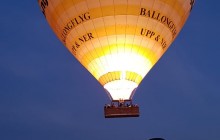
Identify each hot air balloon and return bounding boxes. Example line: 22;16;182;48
38;0;195;118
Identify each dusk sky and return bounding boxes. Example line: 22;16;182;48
1;1;220;140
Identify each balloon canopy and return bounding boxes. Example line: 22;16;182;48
38;0;195;101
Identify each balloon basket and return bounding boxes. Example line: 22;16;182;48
104;100;139;118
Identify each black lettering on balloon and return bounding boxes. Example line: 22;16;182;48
140;28;167;50
40;0;48;17
160;16;166;23
161;38;167;49
155;35;160;42
140;8;177;38
140;8;146;15
87;33;94;39
71;33;94;55
61;12;91;43
190;0;195;12
140;28;155;38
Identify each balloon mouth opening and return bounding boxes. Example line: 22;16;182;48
104;80;138;101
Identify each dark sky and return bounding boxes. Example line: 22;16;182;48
1;1;220;140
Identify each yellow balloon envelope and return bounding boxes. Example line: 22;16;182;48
38;0;195;101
